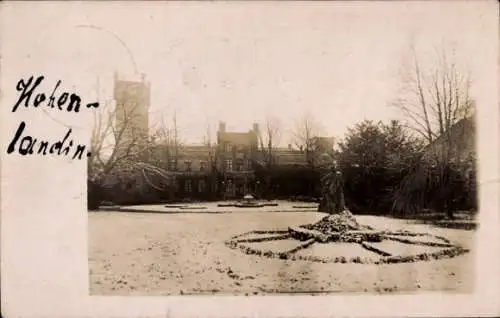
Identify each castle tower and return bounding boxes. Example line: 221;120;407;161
113;73;151;157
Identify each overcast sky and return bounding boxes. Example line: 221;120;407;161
2;1;496;146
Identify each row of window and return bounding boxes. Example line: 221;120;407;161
183;180;206;193
168;160;207;172
181;180;247;193
166;159;252;172
225;159;252;171
222;181;250;194
224;143;244;152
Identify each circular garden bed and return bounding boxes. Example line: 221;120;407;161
225;212;469;264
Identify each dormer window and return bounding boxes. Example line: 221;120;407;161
225;143;232;152
200;161;206;172
185;160;192;172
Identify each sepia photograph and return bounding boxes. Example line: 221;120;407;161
1;1;498;317
84;3;479;296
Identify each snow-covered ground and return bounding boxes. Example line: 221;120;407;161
88;210;475;295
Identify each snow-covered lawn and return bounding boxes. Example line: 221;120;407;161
88;211;475;295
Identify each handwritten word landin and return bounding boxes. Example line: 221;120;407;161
6;75;100;160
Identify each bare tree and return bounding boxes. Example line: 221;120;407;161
260;116;282;167
291;112;323;167
172;111;180;165
88;88;152;184
203;122;212;147
394;43;474;146
152;110;183;171
392;42;476;219
88;80;178;208
203;121;218;176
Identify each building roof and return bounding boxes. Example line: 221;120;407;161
178;145;215;160
311;136;335;144
275;149;308;165
422;115;476;163
217;131;258;146
150;144;215;162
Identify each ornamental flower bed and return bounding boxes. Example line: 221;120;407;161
225;210;469;264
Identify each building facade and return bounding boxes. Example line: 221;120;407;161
216;122;260;199
150;143;218;201
100;82;335;203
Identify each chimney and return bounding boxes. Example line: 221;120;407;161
219;121;226;133
253;123;259;132
288;144;292;150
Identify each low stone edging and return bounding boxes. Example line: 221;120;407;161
229;230;288;240
234;234;291;243
360;241;392;257
382;235;453;248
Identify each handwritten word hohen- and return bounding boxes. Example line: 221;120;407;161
6;75;100;160
12;75;99;113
